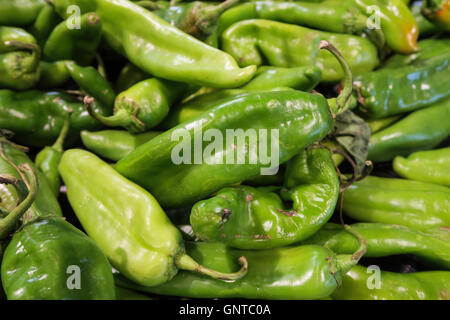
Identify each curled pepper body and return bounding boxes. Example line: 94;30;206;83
190;148;339;249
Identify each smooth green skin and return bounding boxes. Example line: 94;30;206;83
332;265;450;300
393;148;450;187
44;12;103;66
221;19;379;82
81;130;161;162
0;0;46;26
368;98;450;162
115;286;153;300
191;148;339;249
37;61;71;89
94;78;189;132
422;0;450;30
0;27;36;54
367;115;401;134
304;223;450;269
115;90;333;208
163;65;322;128
0;143;62;221
342;176;450;231
51;0;256;88
0;90;109;147
117;241;357;300
1;217;116;300
29;4;62;47
355;52;450;119
59;149;185;287
115;63;150;93
383;38;450;68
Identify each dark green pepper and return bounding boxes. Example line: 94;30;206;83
115;63;149;93
0;0;46;26
368;98;450;162
342;176;450;231
29;3;63;47
422;0;450;30
190;147;339;249
116;234;366;300
304;223;450;269
393;147;450;187
411;1;441;36
81;130;161;162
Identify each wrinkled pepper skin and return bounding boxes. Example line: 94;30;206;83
1;217;116;300
0;27;36;54
51;0;256;88
304;223;450;269
43;12;103;66
115;90;333;208
355;52;450;119
422;0;450;30
332;265;450;300
117;240;365;300
190;148;339;249
342;176;450;231
81;130;161;162
221;19;379;82
393;148;450;187
0;0;46;26
0;90;109;147
60;149;248;287
368;98;450;162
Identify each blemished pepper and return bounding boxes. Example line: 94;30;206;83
51;0;256;88
221;19;379;82
342;176;450;231
1;217;116;300
163;66;322;129
43;12;103;66
0;0;46;26
86;78;191;132
116;234;367;300
303;223;450;269
422;0;450;30
190;148;339;249
368;98;450;162
35;113;71;196
81;130;161;162
411;2;441;36
355;52;450;119
59;149;249;287
0;90;109;147
393;147;450;187
331;265;450;300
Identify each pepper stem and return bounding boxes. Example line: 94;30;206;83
175;253;248;281
335;224;367;274
52;111;72;152
319;40;353;115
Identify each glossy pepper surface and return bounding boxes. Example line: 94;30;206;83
29;3;62;47
116;237;366;300
304;223;450;269
393;147;450;187
190;148;339;249
342;176;450;231
221;19;379;82
0;0;46;26
81;130;161;162
51;0;256;88
1;217;116;300
331;265;450;300
59;149;248;287
368;98;450;162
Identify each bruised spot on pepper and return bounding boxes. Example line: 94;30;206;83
234;235;242;238
245;194;253;202
438;289;450;300
276;208;297;217
220;233;226;238
251;235;270;240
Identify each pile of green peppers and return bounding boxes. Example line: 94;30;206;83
0;0;449;302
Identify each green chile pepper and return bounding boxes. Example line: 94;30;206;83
115;63;150;93
331;265;450;300
116;235;366;300
355;52;450;119
59;149;249;287
0;27;37;54
87;78;190;132
0;0;46;26
342;176;450;231
221;19;379;82
190;148;339;249
304;223;450;269
1;217;116;300
411;1;441;36
0;90;109;147
35;114;71;196
81;130;161;162
368;98;450;162
51;0;256;88
367;115;401;134
393;147;450;187
115;41;352;208
43;12;103;66
29;3;63;47
37;61;71;89
422;0;450;30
